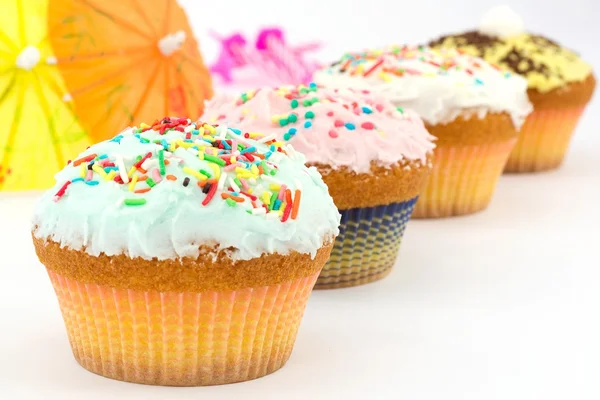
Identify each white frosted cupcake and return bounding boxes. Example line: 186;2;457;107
315;46;533;218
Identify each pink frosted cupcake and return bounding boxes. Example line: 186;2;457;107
203;84;435;288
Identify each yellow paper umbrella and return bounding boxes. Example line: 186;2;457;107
47;0;213;142
0;1;90;191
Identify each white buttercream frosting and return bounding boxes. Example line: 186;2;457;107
314;46;532;128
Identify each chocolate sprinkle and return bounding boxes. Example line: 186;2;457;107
499;48;551;76
430;31;505;55
429;31;569;79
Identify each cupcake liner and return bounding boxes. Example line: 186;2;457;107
315;197;418;289
504;106;586;172
47;269;319;386
413;139;516;218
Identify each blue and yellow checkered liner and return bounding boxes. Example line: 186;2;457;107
315;197;418;289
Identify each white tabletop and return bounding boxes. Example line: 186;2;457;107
2;123;599;399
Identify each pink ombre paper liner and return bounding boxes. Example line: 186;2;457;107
47;269;319;386
504;106;586;172
413;139;516;218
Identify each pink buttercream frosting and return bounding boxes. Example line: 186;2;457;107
202;84;435;173
203;84;436;174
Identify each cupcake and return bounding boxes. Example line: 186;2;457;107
203;84;435;289
429;5;595;172
314;46;532;218
32;118;339;386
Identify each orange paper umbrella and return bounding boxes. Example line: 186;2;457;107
0;0;90;190
47;0;213;142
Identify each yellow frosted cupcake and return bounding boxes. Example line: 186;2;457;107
430;5;595;172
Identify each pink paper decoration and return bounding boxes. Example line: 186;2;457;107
210;27;321;89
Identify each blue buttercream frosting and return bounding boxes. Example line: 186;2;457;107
32;119;340;261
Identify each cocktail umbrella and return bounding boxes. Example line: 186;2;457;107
0;0;90;190
47;0;213;142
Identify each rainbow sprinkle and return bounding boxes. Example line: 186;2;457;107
216;83;409;141
326;45;511;87
55;118;303;222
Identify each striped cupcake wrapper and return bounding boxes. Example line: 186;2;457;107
504;106;586;173
315;197;418;289
412;139;516;218
47;269;319;386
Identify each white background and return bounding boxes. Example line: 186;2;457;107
1;0;600;399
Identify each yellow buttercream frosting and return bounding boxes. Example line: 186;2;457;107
430;31;592;93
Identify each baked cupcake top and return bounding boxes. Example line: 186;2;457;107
429;6;593;93
313;46;532;128
203;84;436;174
32;118;340;261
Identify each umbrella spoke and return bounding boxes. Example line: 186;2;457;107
178;53;213;105
88;84;133;133
34;66;69;107
15;0;27;48
45;14;91;49
34;69;85;145
166;56;206;119
31;72;65;171
0;67;16;78
0;49;14;59
79;0;155;41
131;0;158;39
171;58;202;117
0;30;18;52
0;71;17;105
0;72;25;189
67;52;155;97
50;46;150;64
130;59;162;118
163;0;172;35
180;53;212;80
36;24;150;60
163;56;170;115
87;69;156;134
